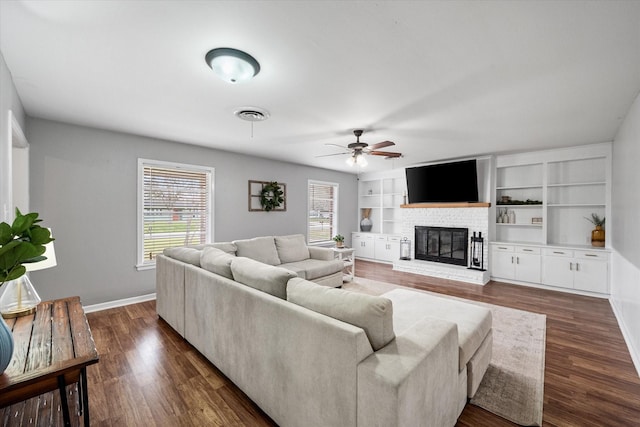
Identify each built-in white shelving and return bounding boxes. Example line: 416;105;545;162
491;143;612;297
357;170;406;236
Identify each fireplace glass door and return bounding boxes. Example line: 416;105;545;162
415;226;468;266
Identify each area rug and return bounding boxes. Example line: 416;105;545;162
343;278;546;426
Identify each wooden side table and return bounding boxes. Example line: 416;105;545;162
333;247;355;282
0;296;99;426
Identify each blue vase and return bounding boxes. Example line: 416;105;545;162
0;315;13;374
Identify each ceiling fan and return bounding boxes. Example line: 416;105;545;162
320;130;402;166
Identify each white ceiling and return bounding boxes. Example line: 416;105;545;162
1;1;639;174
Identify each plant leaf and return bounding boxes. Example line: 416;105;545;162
30;227;53;245
12;211;38;235
0;222;12;245
0;240;21;259
0;242;44;271
6;265;26;281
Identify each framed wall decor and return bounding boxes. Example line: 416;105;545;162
248;180;287;212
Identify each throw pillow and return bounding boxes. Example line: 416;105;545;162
233;236;281;265
275;234;310;263
230;257;297;299
200;247;235;279
287;278;395;351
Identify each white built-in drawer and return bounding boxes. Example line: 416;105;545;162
492;244;514;252
543;248;573;257
575;250;609;261
516;246;540;255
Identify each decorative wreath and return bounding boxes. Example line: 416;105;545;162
260;181;284;212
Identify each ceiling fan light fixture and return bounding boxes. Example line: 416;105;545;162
346;153;367;167
205;48;260;84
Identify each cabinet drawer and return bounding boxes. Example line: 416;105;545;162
574;250;609;261
492;244;514;253
542;248;573;257
516;246;540;255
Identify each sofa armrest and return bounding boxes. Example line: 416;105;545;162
357;317;459;427
308;246;335;261
156;254;186;337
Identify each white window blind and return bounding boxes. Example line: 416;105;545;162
138;160;213;268
308;180;338;244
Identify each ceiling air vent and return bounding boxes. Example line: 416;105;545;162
234;107;270;122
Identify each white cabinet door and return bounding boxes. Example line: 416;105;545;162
387;236;401;262
374;236;390;262
542;255;575;288
374;236;400;262
353;233;375;259
514;252;541;283
542;249;609;293
492;244;541;283
491;247;515;280
574;259;608;293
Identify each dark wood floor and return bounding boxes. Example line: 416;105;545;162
83;260;640;427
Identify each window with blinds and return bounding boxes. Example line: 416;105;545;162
137;160;213;268
307;180;338;244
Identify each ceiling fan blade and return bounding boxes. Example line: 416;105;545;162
369;140;395;150
369;151;402;158
316;152;350;158
324;143;349;149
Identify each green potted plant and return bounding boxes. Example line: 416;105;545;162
332;234;345;248
584;213;605;247
0;208;54;373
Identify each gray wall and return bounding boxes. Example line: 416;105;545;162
27;118;358;305
610;90;640;373
0;50;26;222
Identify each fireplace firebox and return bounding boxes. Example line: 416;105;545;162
415;226;468;266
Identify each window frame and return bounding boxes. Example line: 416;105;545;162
307;179;339;246
136;159;214;270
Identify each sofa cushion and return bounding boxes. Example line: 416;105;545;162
233;236;281;266
308;246;335;261
190;242;237;254
231;257;297;299
280;258;344;280
205;241;237;255
274;234;310;263
162;247;202;266
200;247;235;279
287;278;395;351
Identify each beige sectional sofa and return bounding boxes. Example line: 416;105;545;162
156;234;492;427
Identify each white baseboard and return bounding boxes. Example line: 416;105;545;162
609;297;640;378
83;293;156;313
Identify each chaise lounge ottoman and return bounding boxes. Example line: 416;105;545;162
380;288;492;412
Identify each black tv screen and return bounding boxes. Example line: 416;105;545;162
406;160;479;203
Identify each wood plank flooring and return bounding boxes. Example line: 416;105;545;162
82;260;640;427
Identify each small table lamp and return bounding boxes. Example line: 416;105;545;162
0;234;57;318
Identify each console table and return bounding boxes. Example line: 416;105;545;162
0;296;99;426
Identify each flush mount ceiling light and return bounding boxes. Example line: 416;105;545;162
205;48;260;84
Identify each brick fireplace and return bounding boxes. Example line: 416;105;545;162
393;203;490;285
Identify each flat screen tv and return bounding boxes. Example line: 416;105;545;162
405;159;479;203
